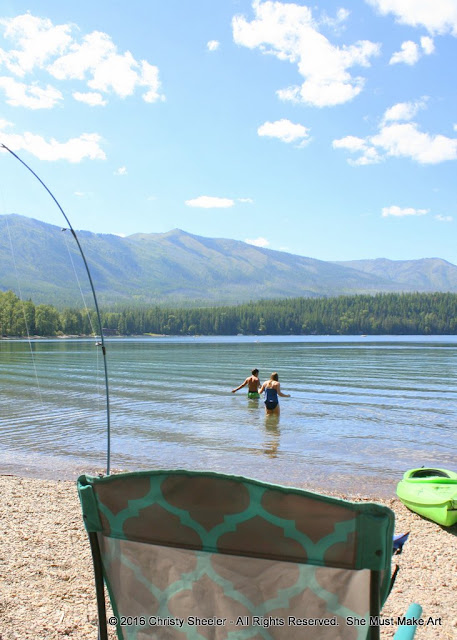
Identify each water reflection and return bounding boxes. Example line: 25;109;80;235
264;414;280;458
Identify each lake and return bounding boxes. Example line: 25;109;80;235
1;335;456;497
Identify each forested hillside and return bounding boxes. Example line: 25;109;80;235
1;291;456;337
3;215;457;306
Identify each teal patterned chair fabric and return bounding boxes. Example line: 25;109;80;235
78;470;405;640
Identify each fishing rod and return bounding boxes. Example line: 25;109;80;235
1;142;111;475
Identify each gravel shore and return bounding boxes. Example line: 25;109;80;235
0;474;456;640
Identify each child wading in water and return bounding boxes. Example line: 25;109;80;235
232;369;261;399
259;372;290;415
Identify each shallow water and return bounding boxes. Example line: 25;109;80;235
1;335;456;496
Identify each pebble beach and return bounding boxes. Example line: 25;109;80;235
0;474;456;640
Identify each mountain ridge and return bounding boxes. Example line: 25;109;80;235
335;257;457;290
1;214;457;307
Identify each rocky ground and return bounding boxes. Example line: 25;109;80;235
0;474;456;639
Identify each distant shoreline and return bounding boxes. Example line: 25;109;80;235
2;290;457;337
2;332;457;340
0;333;167;340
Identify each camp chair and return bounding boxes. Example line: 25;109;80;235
78;470;421;640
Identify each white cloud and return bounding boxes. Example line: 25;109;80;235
114;166;127;176
0;76;62;108
320;8;350;31
207;40;220;51
335;8;350;22
257;118;310;145
382;99;426;123
88;51;142;97
372;123;457;164
366;0;457;36
74;191;85;197
140;61;163;103
49;32;164;102
0;14;164;106
420;36;435;54
0;117;13;128
238;197;254;203
435;214;453;222
332;136;382;164
332;135;367;152
0;13;72;77
334;103;457;165
245;236;270;247
73;91;107;106
47;31;113;81
382;206;429;217
389;36;435;65
0;130;106;162
185;196;235;208
233;1;380;107
389;40;419;65
351;148;382;165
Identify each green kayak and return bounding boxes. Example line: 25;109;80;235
396;468;457;527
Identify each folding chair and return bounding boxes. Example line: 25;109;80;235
78;469;421;639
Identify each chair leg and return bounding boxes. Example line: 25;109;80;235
89;532;108;640
369;571;381;640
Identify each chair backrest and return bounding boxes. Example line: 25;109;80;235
78;470;395;640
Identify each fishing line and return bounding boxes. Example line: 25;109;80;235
61;228;97;336
1;143;111;475
61;228;102;410
3;202;44;405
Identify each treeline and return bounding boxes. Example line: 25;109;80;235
1;290;457;337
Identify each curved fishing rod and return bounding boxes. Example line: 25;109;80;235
1;142;111;475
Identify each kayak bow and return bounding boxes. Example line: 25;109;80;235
396;468;457;527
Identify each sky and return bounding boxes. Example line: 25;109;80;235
0;0;456;264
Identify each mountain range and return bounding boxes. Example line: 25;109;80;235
1;214;457;307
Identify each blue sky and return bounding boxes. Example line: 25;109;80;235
0;0;456;263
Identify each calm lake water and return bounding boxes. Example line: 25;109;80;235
1;335;456;496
